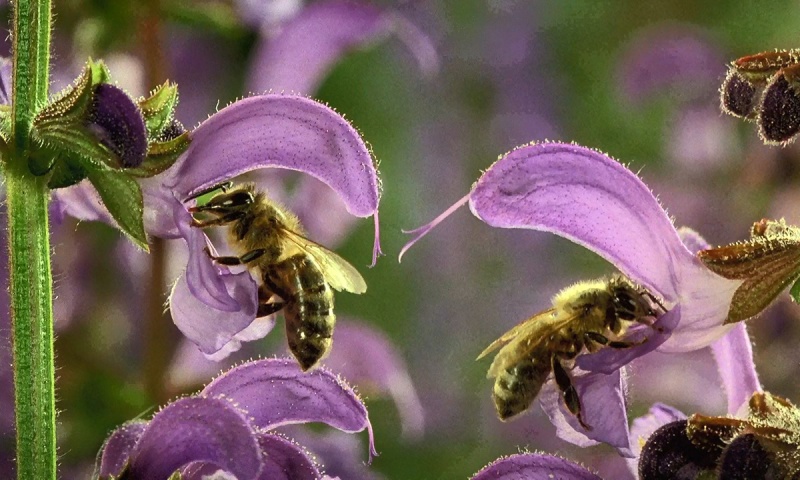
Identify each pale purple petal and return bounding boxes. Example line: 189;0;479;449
0;57;10;105
256;433;320;480
202;358;376;459
236;0;302;29
127;396;262;480
96;421;147;478
180;462;236;480
281;427;384;480
616;25;724;104
51;181;115;227
247;1;436;96
168;269;259;355
710;323;761;414
322;318;424;438
577;305;680;374
468;143;687;301
626;403;686;475
471;453;602;480
247;1;391;95
162;94;381;262
539;368;632;456
205;315;278;361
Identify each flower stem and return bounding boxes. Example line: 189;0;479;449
9;0;56;478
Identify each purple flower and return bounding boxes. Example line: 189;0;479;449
54;94;381;358
400;142;742;453
95;357;375;480
245;0;438;96
470;452;601;480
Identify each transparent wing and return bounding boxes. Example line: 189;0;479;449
281;227;367;294
479;309;580;378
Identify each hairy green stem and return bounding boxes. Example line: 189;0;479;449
9;0;56;478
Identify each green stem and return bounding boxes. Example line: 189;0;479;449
9;0;56;478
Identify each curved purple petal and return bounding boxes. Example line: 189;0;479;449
710;323;761;414
577;305;680;374
201;358;376;459
539;368;632;456
96;421;147;478
322;318;424;438
468;143;688;301
166;94;378;217
281;427;384;480
51;180;116;227
127;396;263;480
247;1;391;95
161;94;381;262
466;142;741;351
169;267;259;355
471;453;602;480
257;433;320;480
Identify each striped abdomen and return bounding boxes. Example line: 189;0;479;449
492;351;552;420
266;253;335;371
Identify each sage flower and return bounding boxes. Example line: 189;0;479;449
55;94;381;358
95;358;375;480
400;142;742;454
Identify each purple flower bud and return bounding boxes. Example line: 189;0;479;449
721;69;758;118
638;420;718;480
759;71;800;144
717;434;772;479
87;83;148;168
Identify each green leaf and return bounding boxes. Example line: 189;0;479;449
139;81;179;139
790;277;800;304
85;168;149;251
126;131;190;178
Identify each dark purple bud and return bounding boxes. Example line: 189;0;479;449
160;118;186;141
721;69;758;118
759;68;800;144
639;420;719;480
717;434;774;480
87;83;148;168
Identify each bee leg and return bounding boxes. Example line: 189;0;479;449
257;301;285;317
204;247;267;266
183;181;233;202
552;357;592;430
584;331;645;349
191;211;246;228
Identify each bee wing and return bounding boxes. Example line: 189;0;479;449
479;309;580;378
280;227;367;294
476;308;557;360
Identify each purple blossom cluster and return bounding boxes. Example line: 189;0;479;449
5;2;800;479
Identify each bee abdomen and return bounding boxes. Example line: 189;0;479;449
493;356;551;420
268;254;335;371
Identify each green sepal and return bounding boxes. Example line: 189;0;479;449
46;157;86;189
32;59;122;172
139;81;179;139
0;104;11;146
790;277;800;304
167;471;182;480
34;59;108;125
126;131;190;178
26;142;58;176
85;167;149;251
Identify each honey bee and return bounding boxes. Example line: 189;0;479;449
187;182;367;371
477;276;666;428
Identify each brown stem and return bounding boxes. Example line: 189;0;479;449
138;0;173;405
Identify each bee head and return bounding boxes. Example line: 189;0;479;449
189;184;255;217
